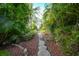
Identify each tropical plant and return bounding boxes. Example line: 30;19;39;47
0;3;36;45
43;3;79;55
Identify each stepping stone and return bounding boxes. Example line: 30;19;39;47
38;40;45;46
38;50;50;56
38;46;47;50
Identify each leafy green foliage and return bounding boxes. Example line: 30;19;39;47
43;3;79;55
0;3;36;45
0;50;10;56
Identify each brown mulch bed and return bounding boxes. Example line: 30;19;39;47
5;36;38;56
46;40;63;56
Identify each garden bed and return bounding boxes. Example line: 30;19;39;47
46;40;63;56
1;35;38;56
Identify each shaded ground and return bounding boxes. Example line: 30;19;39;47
46;40;63;56
0;32;63;56
43;32;63;56
3;35;38;56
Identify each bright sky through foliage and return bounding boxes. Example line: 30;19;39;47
33;3;45;29
33;3;45;19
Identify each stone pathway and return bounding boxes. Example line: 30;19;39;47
37;32;50;56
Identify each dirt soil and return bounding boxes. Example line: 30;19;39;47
5;35;38;56
46;40;63;56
